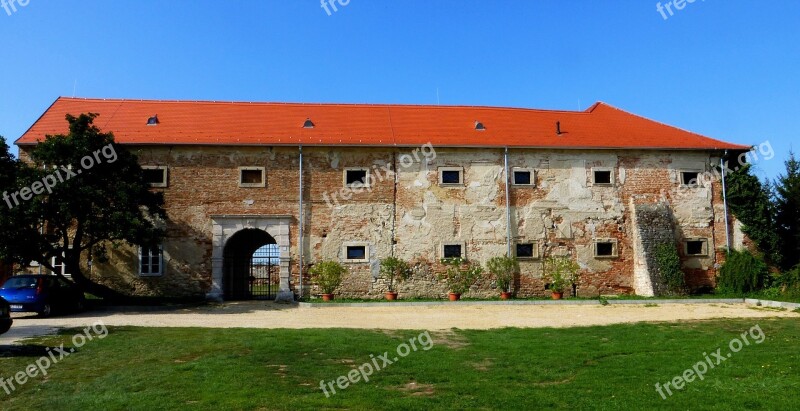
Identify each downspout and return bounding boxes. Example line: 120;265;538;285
720;151;731;251
298;146;304;300
391;151;397;257
504;147;512;257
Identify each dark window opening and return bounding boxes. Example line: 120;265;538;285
594;170;612;185
143;168;167;186
513;171;532;185
516;243;535;258
596;242;615;257
443;244;462;259
240;169;264;185
345;169;369;186
681;171;700;186
441;170;462;185
346;246;366;260
140;245;162;275
686;240;706;256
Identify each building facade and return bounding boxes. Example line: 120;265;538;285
16;98;750;301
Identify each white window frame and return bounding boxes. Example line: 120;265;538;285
684;238;709;257
438;167;464;186
142;166;169;188
139;245;164;276
341;242;370;263
591;167;614;186
51;252;72;277
511;168;536;187
679;170;703;188
515;242;539;260
238;167;266;188
440;242;466;259
594;238;619;258
343;168;372;188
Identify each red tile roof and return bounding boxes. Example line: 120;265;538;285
16;97;750;151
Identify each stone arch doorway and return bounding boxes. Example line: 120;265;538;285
223;229;279;300
209;216;293;302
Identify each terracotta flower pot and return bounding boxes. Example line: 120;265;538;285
321;293;334;302
385;292;398;301
500;292;513;300
551;291;563;300
448;292;461;301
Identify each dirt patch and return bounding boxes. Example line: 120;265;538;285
391;381;436;397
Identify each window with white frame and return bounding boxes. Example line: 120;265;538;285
515;242;538;259
594;239;619;258
343;168;371;188
239;167;266;188
592;168;613;186
51;253;72;277
139;245;164;276
142;166;169;188
441;243;464;259
680;170;702;187
512;169;535;186
342;242;369;263
438;167;464;186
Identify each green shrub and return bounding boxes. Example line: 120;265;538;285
717;249;770;294
544;256;580;293
654;242;685;295
777;265;800;297
439;258;483;295
309;261;346;294
379;256;411;292
486;256;519;292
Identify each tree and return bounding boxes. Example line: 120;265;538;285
725;163;782;266
775;152;800;270
0;114;166;300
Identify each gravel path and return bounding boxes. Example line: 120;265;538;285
2;301;797;344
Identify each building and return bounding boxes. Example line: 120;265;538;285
15;97;750;301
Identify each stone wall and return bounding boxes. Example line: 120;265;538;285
17;145;729;300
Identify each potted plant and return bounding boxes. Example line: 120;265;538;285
309;261;346;301
486;256;519;300
439;257;483;301
544;255;580;300
379;256;411;300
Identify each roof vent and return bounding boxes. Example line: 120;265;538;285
556;121;562;135
303;118;315;129
474;121;486;131
147;115;159;126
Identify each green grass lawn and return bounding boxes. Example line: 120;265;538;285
1;319;798;410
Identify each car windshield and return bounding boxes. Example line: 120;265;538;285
1;277;38;289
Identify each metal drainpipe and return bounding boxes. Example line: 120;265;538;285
720;152;731;251
298;146;304;300
504;147;512;257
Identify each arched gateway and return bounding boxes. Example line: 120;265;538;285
209;216;294;302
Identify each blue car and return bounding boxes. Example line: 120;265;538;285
0;275;86;317
0;297;11;334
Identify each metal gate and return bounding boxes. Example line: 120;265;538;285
248;244;280;299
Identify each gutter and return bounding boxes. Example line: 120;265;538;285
504;147;512;258
721;151;731;251
298;146;304;300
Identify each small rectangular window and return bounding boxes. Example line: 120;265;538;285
516;243;536;259
512;169;534;186
593;169;612;185
342;243;369;263
51;254;72;277
443;244;463;259
594;239;618;258
139;245;163;276
439;167;464;186
239;167;266;187
142;166;168;188
344;168;370;187
685;239;708;256
681;171;701;187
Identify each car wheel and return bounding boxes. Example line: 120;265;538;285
38;304;52;318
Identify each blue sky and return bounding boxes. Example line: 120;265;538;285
1;1;797;181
